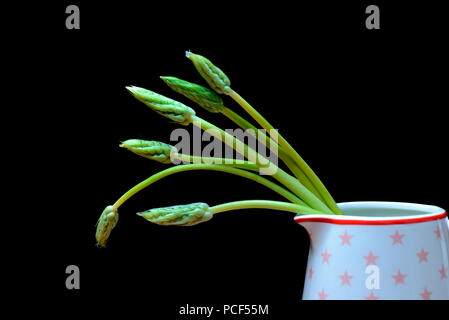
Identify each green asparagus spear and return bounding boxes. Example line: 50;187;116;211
137;202;212;226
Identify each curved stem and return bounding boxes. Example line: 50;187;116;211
277;152;326;202
191;116;332;214
273;134;343;215
173;153;268;176
222;106;280;150
172;153;328;211
228;89;343;215
172;153;256;166
191;115;267;169
222;106;325;203
111;164;305;211
210;200;329;215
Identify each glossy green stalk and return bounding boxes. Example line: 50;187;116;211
221;107;325;202
126;85;331;213
192;116;333;214
184;53;338;212
172;153;256;166
122;148;311;209
228;90;343;215
210;200;329;216
111;164;305;211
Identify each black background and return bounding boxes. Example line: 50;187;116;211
11;0;448;317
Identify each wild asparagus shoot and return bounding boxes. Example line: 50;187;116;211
95;51;342;247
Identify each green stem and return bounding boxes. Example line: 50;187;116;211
191;115;332;214
173;153;256;166
221;106;326;203
282;156;325;202
228;89;343;215
172;153;326;212
210;200;329;215
111;164;305;211
222;106;284;159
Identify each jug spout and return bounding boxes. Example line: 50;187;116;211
296;220;320;245
296;218;341;252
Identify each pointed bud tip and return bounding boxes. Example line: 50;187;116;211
126;85;142;94
186;51;199;61
125;86;135;94
119;139;135;148
160;76;174;83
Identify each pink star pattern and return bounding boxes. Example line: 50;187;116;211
308;267;314;279
419;287;432;300
416;248;429;263
300;219;449;300
392;269;407;285
318;288;328;300
389;229;405;245
364;291;380;300
321;248;331;264
439;265;447;280
339;230;354;246
363;250;379;265
339;270;354;286
434;226;441;240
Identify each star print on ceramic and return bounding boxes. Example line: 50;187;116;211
295;202;449;300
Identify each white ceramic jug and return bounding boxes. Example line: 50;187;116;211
295;202;449;300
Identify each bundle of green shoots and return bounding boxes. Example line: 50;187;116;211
95;52;344;247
